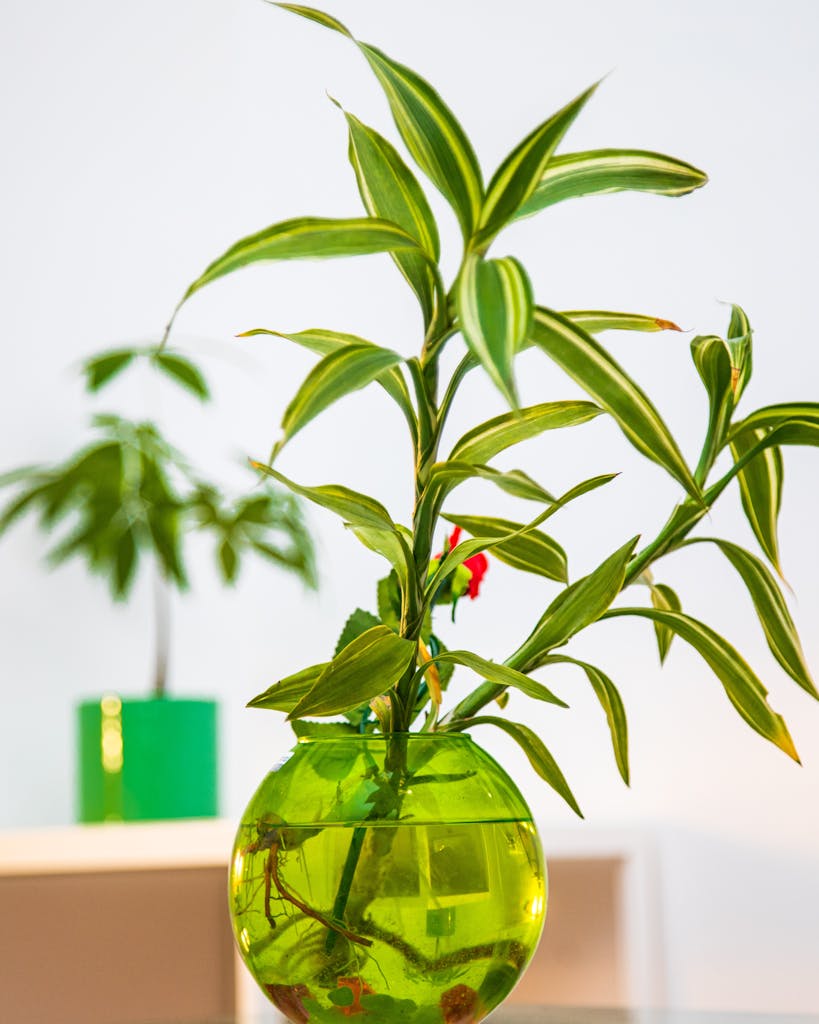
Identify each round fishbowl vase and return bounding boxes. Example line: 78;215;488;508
229;734;547;1024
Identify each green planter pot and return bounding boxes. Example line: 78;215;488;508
229;733;546;1024
77;696;218;823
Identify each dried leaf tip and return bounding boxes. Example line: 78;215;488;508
655;318;682;332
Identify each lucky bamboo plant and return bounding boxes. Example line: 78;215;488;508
160;2;816;814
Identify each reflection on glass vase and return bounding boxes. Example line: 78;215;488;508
229;734;546;1024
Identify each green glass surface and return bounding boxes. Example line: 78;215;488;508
229;734;546;1024
77;696;218;822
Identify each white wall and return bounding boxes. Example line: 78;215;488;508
2;0;818;1014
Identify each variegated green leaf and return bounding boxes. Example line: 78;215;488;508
515;536;639;669
474;82;598;248
563;311;682;334
276;343;403;454
417;650;568;707
182;217;427;302
289;625;417;718
514;148;708;220
274;5;483;238
456;253;533;406
726;303;753;402
531;307;700;499
691;334;733;484
347;525;413;595
730;428;784;574
340;105;444;329
251;462;396;532
604;606;800;762
444;716;582;817
442;512;567;582
449;399;602;464
540;654;630;784
428;461;555;504
731;403;819;436
684;538;816;698
247;662;327;711
650;582;681;664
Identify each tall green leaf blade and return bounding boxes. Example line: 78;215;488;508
563;311;682;334
475;82;598;247
516;536;639;668
650;582;681;663
442;512;567;582
277;343;403;452
731;403;819;436
531;307;700;499
540;654;630;784
341;106;443;328
726;303;753;402
445;716;582;817
428;461;556;504
182;217;427;301
251;462;396;532
449;399;602;464
514;148;708;220
247;662;327;711
691;334;733;483
347;525;413;594
456;254;533;406
729;428;784;574
289;625;417;718
685;538;816;698
604;606;800;762
271;3;352;34
420;649;568;707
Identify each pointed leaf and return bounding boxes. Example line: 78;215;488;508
442;513;567;582
540;654;629;784
684;538;816;699
276;343;403;452
531;307;700;498
650;582;681;664
182;217;427;301
449;399;602;464
429;461;555;504
271;3;352;34
334;608;382;656
604;606;800;762
475;82;598;248
514;148;708;220
726;303;753;402
251;462;396;531
289;626;417;718
152;352;210;400
731;403;819;436
445;716;582;817
347;525;413;593
516;536;639;668
691;334;733;483
730;429;784;573
420;649;567;708
563;311;682;334
456;253;533;406
83;349;137;392
248;662;327;712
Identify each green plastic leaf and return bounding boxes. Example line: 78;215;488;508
516;536;639;669
83;349;137;392
275;5;483;238
475;82;598;248
449;399;602;465
218;537;238;582
341;106;443;329
347;525;413;594
514;148;708;220
442;513;567;582
291;720;359;739
531;307;700;499
729;428;784;574
289;626;417;718
726;303;753;403
690;334;733;483
420;649;567;708
649;582;681;664
684;538;816;699
182;217;427;302
251;462;396;532
563;311;682;334
334;608;382;656
456;253;533;406
247;662;327;711
152;352;210;400
276;343;403;453
604;606;800;762
428;461;555;505
446;716;582;817
730;403;819;436
540;654;629;784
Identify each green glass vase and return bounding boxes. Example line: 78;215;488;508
229;734;546;1024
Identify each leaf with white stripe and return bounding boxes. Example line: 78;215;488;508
731;403;819;436
274;4;484;239
685;538;816;699
563;311;682;334
475;82;598;249
442;512;567;582
604;606;800;762
726;303;753;402
276;343;403;454
456;253;533;406
729;428;784;574
340;105;444;329
182;217;427;301
428;462;556;504
650;582;681;664
450;399;602;464
514;148;708;219
531;307;700;499
691;334;734;483
416;650;568;708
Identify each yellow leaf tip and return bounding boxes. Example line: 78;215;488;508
655;318;683;332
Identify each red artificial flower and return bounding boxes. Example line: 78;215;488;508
439;526;489;600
